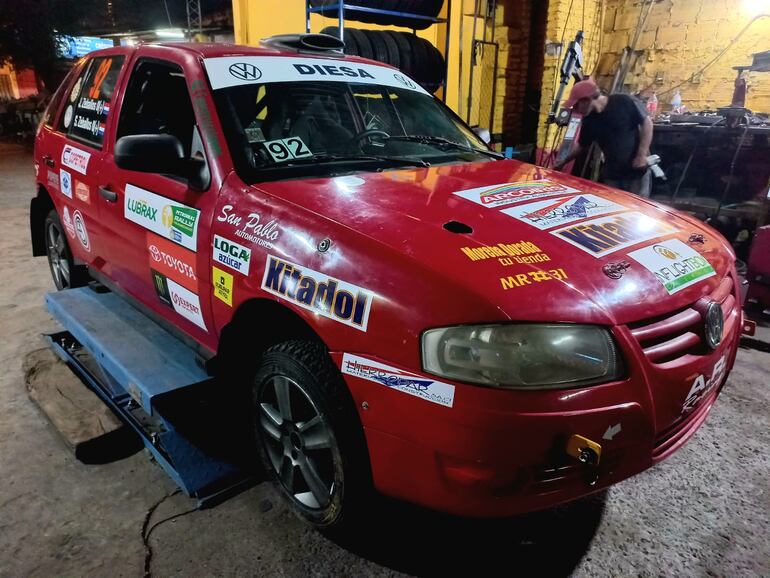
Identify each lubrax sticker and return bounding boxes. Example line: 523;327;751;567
261;255;373;331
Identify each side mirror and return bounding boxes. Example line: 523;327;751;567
473;127;492;145
115;134;210;190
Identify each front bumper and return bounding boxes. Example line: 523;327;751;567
334;310;741;518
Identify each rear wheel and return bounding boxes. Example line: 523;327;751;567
44;209;88;290
253;340;370;529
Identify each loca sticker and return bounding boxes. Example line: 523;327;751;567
213;234;251;275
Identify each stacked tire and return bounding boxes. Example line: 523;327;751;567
322;27;445;93
310;1;444;29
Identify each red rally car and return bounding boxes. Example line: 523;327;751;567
30;35;741;528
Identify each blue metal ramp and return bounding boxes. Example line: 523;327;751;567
45;287;254;507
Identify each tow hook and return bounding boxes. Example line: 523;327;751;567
567;434;602;486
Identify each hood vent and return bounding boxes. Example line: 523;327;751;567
443;221;473;234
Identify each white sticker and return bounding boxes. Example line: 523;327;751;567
213;234;251;275
551;211;673;258
262;255;373;332
454;179;581;209
628;239;716;294
62;207;76;238
341;354;455;408
204;56;429;95
59;169;73;198
263;137;312;163
61;144;91;175
166;277;207;330
63;104;73;128
72;210;90;252
502;193;626;230
683;355;726;413
124;184;200;252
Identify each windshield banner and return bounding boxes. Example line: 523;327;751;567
204;56;429;94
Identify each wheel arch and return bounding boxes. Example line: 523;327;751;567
30;184;55;257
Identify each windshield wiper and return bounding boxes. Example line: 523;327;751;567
261;154;430;169
385;135;504;159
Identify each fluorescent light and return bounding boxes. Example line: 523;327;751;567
155;29;185;38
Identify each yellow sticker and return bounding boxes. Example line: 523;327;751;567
500;268;568;290
212;266;233;306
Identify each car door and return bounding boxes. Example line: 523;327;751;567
97;54;217;345
44;53;127;270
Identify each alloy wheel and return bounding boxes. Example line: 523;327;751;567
46;220;71;290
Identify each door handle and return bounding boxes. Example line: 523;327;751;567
99;186;118;203
42;154;54;167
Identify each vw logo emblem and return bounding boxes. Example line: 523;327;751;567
229;62;262;82
393;73;416;89
704;301;723;350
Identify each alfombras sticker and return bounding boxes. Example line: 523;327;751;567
124;184;200;251
261;255;373;331
61;144;91;175
628;238;716;294
454;180;581;209
502;193;625;230
341;354;455;408
551;211;673;257
204;56;429;95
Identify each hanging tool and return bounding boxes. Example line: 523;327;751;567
547;31;585;127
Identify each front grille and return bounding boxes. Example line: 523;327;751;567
627;274;738;364
653;388;717;460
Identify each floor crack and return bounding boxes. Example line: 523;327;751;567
141;489;198;578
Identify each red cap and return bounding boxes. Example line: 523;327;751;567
564;79;600;108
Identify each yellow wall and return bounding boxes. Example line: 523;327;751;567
0;63;21;99
596;0;770;114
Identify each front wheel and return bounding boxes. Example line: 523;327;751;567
44;209;89;290
252;340;371;529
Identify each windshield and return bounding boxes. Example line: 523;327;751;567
206;56;496;182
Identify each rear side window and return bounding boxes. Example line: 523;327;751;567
60;55;125;149
42;65;82;128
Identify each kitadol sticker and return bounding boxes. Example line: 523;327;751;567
502;193;625;230
203;56;429;95
124;184;200;252
341;354;455;408
454;179;581;209
628;238;715;294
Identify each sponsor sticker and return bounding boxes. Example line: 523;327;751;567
551;211;673;257
683;355;726;413
460;241;551;266
212;266;234;307
502;193;626;230
216;204;279;249
261;255;373;332
152;271;207;330
60;169;73;198
46;170;60;191
454;180;581;209
204;56;429;95
341;354;455;408
124;184;200;251
72;210;90;252
213;234;251;275
62;207;76;238
63;104;73;128
74;180;90;204
61;144;91;175
628;239;716;294
500;268;568;290
147;233;198;292
69;77;82;103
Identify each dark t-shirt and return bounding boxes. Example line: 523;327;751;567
579;94;647;179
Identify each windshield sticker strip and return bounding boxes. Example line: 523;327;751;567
204;56;429;94
501;193;626;230
453;180;581;209
124;184;200;252
551;211;674;257
341;354;455;408
628;239;715;294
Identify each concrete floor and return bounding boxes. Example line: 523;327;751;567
0;142;768;578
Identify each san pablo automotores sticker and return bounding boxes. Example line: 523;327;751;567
341;353;455;408
502;193;626;230
124;184;200;251
628;238;715;294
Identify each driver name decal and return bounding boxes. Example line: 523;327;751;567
341;354;455;408
453;180;581;209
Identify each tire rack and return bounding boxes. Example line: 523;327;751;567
305;2;452;101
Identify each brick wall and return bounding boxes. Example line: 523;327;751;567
597;0;770;114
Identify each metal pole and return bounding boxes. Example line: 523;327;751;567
442;0;452;102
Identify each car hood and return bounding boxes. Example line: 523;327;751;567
252;159;734;326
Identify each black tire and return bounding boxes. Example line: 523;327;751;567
252;340;371;529
44;209;89;290
362;29;389;65
388;31;413;77
348;29;374;60
379;30;401;70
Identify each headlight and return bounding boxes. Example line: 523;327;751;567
422;324;622;389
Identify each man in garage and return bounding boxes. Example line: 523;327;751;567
554;78;654;197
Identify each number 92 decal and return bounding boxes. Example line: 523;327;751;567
263;137;312;163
